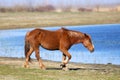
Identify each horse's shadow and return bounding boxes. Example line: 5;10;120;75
46;68;62;70
46;67;105;71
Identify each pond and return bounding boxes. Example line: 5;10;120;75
0;24;120;65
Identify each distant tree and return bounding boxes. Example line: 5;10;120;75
96;5;100;12
27;0;34;11
35;5;55;12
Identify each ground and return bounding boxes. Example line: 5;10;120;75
0;12;120;29
0;57;120;80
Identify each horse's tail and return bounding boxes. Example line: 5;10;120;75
24;32;31;62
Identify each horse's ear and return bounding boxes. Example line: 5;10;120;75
61;27;65;30
84;33;87;37
84;33;90;38
61;27;68;31
84;33;89;37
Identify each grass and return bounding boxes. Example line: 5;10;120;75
0;64;120;80
0;57;120;80
0;12;120;29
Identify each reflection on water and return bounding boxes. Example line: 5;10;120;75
0;24;120;65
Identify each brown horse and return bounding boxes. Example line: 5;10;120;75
24;28;94;70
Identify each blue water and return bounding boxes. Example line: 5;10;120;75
0;24;120;65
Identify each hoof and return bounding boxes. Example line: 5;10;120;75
23;62;30;68
60;64;69;71
24;64;30;68
40;65;46;70
60;64;66;68
40;67;46;70
62;67;69;71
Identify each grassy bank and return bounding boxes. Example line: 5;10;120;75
0;12;120;29
0;57;120;80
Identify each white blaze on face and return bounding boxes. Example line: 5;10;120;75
92;43;94;49
91;41;94;48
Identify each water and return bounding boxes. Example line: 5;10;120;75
0;24;120;65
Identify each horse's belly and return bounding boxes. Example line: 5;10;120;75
41;42;59;50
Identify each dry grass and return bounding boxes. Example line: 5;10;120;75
0;57;120;80
0;12;120;29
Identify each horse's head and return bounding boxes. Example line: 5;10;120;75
83;34;94;53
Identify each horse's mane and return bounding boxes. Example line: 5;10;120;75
60;27;84;38
61;27;68;30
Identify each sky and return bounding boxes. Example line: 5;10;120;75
0;0;120;8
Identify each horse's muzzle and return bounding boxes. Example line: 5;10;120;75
90;48;94;53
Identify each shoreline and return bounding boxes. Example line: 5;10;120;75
0;57;120;66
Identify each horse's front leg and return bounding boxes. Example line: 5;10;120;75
35;48;46;70
60;49;72;71
60;53;66;68
62;50;71;64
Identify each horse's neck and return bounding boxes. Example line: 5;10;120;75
68;31;79;37
68;31;84;44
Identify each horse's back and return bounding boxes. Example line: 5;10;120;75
28;28;63;50
40;29;63;50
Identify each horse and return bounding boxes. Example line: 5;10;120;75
24;27;94;70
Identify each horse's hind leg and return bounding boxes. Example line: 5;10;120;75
24;47;33;68
34;47;46;70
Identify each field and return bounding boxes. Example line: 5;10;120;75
0;57;120;80
0;12;120;29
